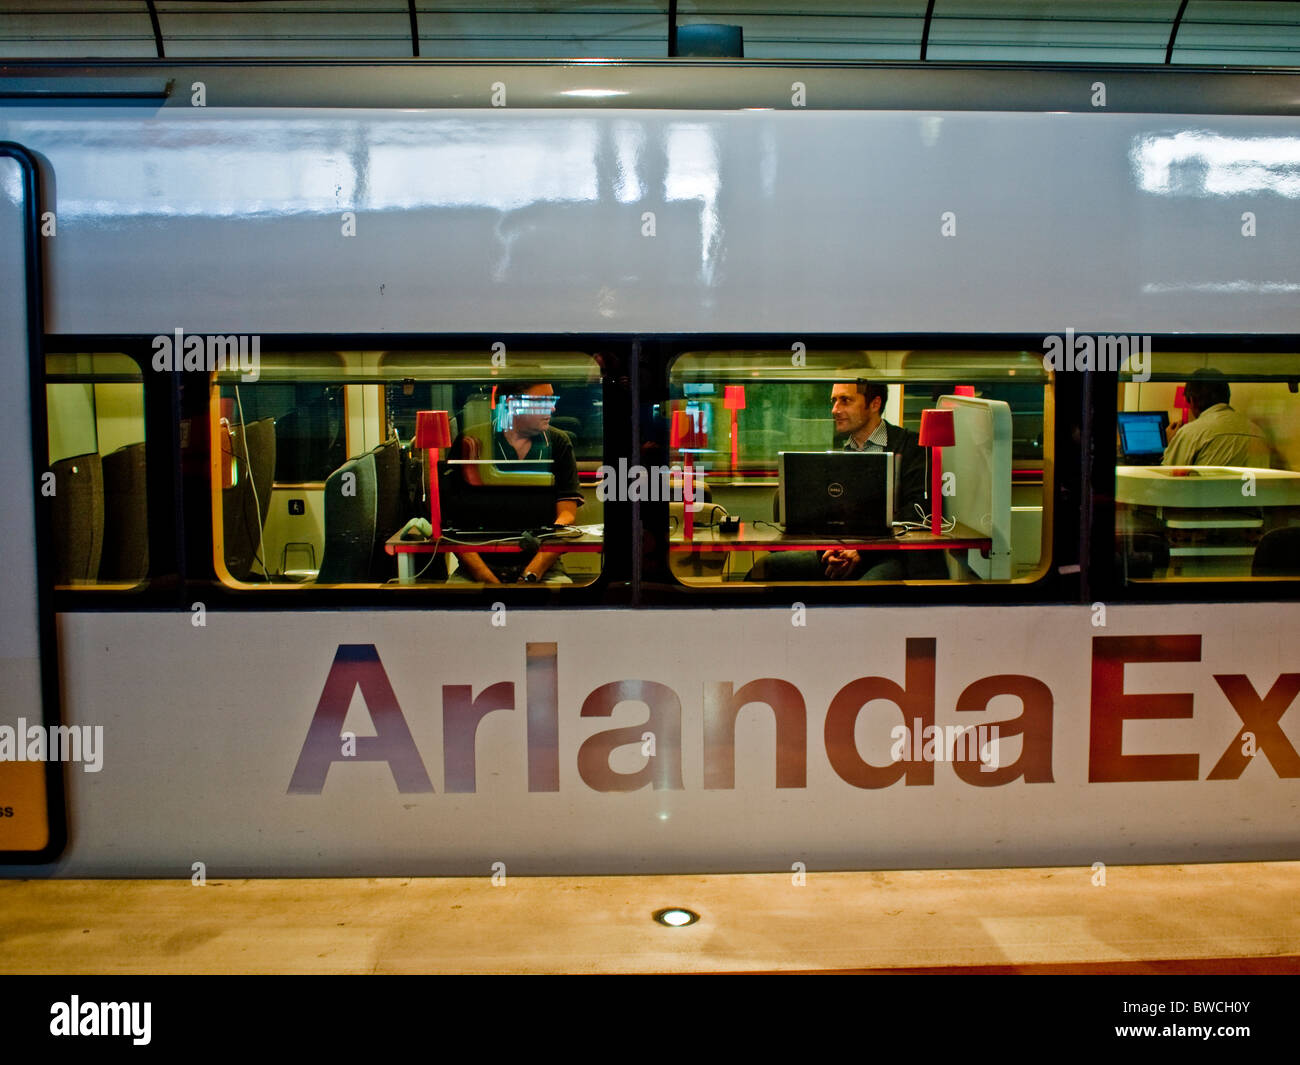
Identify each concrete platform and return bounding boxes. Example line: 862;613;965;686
2;862;1298;974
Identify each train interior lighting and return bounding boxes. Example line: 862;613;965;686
202;350;605;589
1116;352;1300;581
668;349;1047;586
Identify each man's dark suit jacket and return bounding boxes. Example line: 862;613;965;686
868;421;945;579
882;421;929;527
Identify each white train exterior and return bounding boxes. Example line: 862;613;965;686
1;61;1298;874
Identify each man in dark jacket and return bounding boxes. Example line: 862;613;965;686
748;378;941;581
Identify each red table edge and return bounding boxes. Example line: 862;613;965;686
667;520;991;554
668;538;991;553
385;535;603;555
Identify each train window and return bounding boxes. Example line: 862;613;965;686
212;351;603;589
44;353;148;589
1115;352;1300;583
667;350;1051;588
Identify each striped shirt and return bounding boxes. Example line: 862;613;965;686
843;421;890;453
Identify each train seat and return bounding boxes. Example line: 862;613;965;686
1251;526;1300;576
316;452;378;583
315;437;408;584
100;441;148;582
50;451;104;584
1117;533;1171;580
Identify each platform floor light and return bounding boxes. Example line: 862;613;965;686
653;907;700;927
414;410;452;538
918;408;956;536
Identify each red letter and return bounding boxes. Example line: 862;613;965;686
952;675;1054;785
577;680;683;792
824;638;935;788
1206;673;1300;779
526;643;560;792
288;645;432;794
703;679;806;789
442;682;515;793
1089;635;1199;783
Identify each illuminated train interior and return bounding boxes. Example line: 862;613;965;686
43;344;1300;596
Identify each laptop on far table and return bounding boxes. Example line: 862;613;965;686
1117;411;1169;466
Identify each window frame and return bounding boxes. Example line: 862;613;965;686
648;339;1062;602
1102;339;1300;600
42;348;153;593
201;341;620;599
43;331;1300;610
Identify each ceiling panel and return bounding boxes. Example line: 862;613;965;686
0;0;1298;65
0;1;156;58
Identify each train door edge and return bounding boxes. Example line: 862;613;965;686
0;142;67;863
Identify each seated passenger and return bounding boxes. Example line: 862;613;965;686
1163;370;1270;467
747;377;943;581
445;382;583;584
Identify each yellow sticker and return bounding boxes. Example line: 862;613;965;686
0;762;50;852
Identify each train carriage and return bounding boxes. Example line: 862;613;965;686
1;59;1298;876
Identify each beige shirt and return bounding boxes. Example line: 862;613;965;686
1162;403;1270;467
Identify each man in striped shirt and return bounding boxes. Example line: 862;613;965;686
748;377;935;581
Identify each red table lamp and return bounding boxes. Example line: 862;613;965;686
918;408;956;536
414;410;452;537
1173;385;1190;427
671;408;708;541
723;385;746;473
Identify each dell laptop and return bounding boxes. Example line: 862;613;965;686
779;451;894;537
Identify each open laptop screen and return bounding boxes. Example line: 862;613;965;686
779;451;894;537
1117;411;1169;464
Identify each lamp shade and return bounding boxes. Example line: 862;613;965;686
723;385;747;410
918;408;956;449
954;385;976;397
670;409;708;451
414;410;452;449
